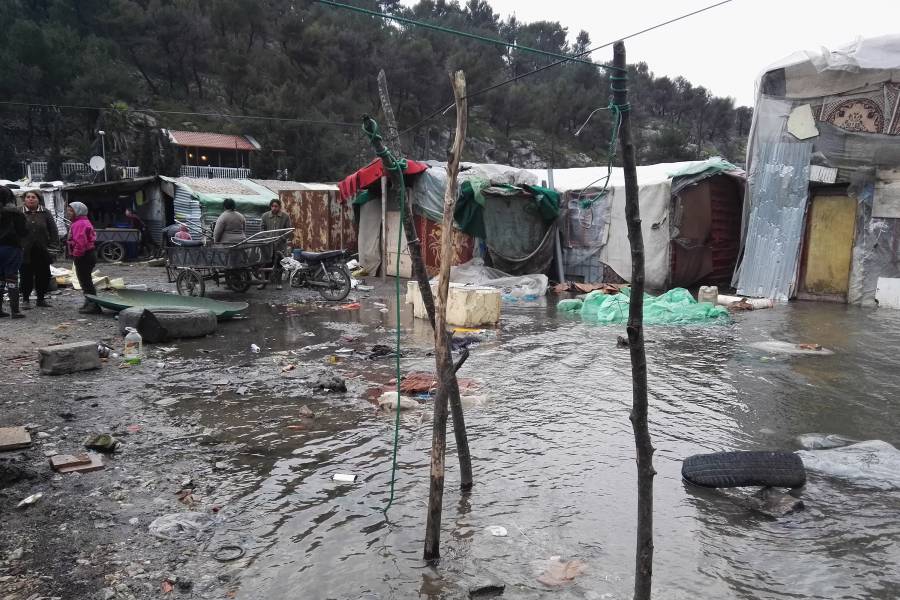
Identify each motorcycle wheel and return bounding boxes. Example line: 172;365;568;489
318;264;352;301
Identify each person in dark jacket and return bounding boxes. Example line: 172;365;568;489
20;190;59;308
0;186;27;318
258;199;293;290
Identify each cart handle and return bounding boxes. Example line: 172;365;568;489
227;228;294;248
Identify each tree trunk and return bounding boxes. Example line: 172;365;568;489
424;70;468;562
613;41;656;600
377;72;474;493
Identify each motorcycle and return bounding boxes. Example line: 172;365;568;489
281;251;352;301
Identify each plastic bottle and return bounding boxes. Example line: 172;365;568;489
123;327;143;365
698;285;718;304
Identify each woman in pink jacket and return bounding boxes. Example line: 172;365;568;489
67;202;102;314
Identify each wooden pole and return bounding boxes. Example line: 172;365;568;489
376;72;473;493
377;70;402;154
613;41;656;600
424;70;469;561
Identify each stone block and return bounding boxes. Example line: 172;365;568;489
406;281;501;327
38;341;101;376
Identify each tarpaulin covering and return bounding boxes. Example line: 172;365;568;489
337;158;428;203
567;287;730;325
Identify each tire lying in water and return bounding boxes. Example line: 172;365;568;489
682;451;806;489
118;307;217;340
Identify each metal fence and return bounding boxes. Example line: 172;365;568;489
179;165;251;179
23;162;140;181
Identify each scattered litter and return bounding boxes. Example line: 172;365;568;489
17;492;43;508
537;557;587;587
0;426;32;451
326;355;340;364
468;579;506;598
281;364;296;372
97;343;113;359
149;512;218;540
314;375;347;392
357;285;374;291
236;386;249;395
616;335;630;349
368;344;394;359
334;347;354;354
161;580;174;594
213;545;246;562
84;433;119;453
378;391;419;411
486;525;508;537
155;397;179;407
797;440;900;489
796;433;857;450
126;424;142;434
379;308;389;313
749;341;834;355
298;405;315;418
575;288;730;324
332;473;357;483
338;302;361;310
250;344;261;354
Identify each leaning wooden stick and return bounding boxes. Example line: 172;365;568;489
423;70;468;562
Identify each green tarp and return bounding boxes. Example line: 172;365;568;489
454;182;560;239
559;287;730;324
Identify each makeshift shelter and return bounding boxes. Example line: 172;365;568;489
538;158;745;290
735;35;900;304
161;177;277;240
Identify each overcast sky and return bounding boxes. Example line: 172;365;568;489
399;0;899;106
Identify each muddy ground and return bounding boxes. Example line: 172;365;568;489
0;262;392;600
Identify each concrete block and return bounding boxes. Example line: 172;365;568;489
406;281;501;327
876;277;900;309
38;341;101;376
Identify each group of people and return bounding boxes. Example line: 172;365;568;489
0;188;296;319
0;186;101;318
213;197;293;289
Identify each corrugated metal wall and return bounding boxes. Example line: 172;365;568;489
280;190;356;252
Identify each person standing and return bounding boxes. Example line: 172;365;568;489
20;191;59;308
124;207;153;257
212;198;246;244
258;198;293;290
0;186;27;319
67;202;102;314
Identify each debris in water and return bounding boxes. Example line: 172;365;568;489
377;391;419;411
536;557;587;587
486;525;508;537
250;344;261;353
298;405;315;418
332;473;357;483
315;375;347;392
616;335;630;348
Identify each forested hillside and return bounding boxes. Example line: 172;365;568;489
0;0;752;180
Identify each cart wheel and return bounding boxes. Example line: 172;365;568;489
176;269;205;297
319;265;352;301
225;269;252;293
100;242;125;263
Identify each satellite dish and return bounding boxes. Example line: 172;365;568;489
89;156;106;172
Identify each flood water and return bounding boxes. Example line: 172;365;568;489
158;291;900;599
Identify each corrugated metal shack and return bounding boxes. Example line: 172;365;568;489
734;35;900;304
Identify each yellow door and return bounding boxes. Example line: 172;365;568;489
802;194;856;298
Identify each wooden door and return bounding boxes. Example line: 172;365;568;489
800;194;856;300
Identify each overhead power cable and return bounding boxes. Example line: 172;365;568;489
397;0;735;135
315;0;598;66
0;100;359;128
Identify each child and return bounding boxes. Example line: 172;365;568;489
67;202;102;314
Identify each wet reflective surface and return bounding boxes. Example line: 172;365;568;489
156;293;900;599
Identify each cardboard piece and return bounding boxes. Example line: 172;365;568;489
0;427;32;451
50;452;105;474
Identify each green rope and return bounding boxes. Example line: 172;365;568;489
363;117;405;514
317;0;599;67
579;74;630;209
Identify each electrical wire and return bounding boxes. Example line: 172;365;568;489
399;0;735;135
0;100;359;128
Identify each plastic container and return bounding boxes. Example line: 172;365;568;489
698;286;718;304
123;327;142;365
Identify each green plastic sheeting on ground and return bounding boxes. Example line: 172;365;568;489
571;287;730;324
557;298;583;312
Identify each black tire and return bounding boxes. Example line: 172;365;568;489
290;270;305;288
118;307;217;339
225;269;251;292
100;242;125;262
318;264;351;301
176;269;205;297
682;451;806;489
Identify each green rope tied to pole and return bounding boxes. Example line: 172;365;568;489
363;117;406;515
578;72;631;209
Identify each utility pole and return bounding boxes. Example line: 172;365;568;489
98;130;108;182
613;41;656;600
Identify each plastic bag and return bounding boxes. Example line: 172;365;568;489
556;298;583;312
432;257;549;300
149;512;219;540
